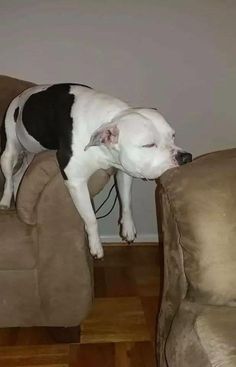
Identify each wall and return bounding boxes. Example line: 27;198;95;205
0;0;236;241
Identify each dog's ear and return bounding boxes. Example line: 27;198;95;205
84;123;119;151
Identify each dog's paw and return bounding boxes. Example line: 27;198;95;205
121;217;137;243
89;240;104;259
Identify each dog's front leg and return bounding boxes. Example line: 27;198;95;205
65;179;104;259
116;170;136;243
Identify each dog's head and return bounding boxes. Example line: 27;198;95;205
85;108;192;179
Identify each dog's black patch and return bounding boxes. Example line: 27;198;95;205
55;83;92;89
14;107;19;122
22;83;92;179
56;149;71;180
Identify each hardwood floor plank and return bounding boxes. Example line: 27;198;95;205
69;343;115;367
95;245;159;268
104;267;137;297
80;297;150;344
130;266;160;297
0;328;20;346
141;297;159;341
114;343;131;367
0;345;69;366
0;327;77;346
69;342;156;367
123;341;156;367
94;267;107;298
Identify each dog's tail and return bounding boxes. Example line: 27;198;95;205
0;109;7;156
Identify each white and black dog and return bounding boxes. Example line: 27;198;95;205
0;84;192;258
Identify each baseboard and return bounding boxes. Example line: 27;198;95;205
101;233;158;244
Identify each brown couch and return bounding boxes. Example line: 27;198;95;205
156;149;236;367
0;75;112;328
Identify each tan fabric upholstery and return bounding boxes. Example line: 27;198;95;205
195;307;236;367
0;209;37;269
16;150;114;225
156;149;236;367
0;75;113;327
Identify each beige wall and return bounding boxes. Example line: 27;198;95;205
0;0;236;241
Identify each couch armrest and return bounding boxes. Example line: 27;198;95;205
156;183;188;364
15;151;114;325
16;151;114;225
16;152;59;225
35;169;94;326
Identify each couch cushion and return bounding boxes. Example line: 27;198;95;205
160;149;236;306
0;209;37;270
165;300;211;367
195;306;236;367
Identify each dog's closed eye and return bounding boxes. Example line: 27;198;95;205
142;143;157;148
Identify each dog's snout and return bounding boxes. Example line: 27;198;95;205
175;151;192;165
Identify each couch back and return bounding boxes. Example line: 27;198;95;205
160;148;236;306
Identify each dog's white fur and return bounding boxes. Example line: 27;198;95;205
0;85;183;258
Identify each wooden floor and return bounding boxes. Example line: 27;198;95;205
0;244;160;366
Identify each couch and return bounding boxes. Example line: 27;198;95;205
0;75;112;329
156;148;236;367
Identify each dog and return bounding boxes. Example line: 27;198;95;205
0;83;192;258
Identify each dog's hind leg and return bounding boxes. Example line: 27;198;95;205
0;139;22;209
0;97;22;209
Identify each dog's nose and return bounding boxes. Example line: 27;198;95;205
175;151;192;165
